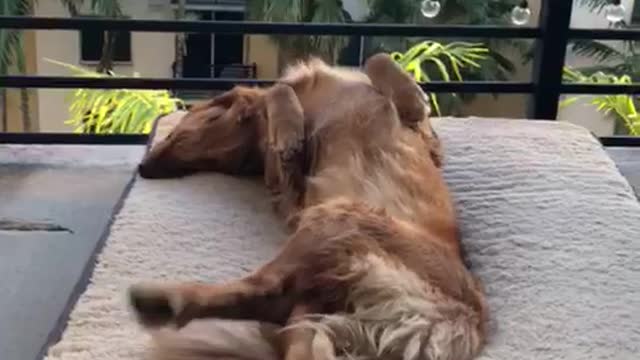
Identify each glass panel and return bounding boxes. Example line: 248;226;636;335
557;92;638;136
461;94;529;118
570;0;640;29
563;1;639;136
562;39;639;137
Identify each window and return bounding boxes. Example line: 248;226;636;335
632;0;640;26
79;16;132;63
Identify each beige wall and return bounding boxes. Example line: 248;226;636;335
245;35;279;79
33;0;175;132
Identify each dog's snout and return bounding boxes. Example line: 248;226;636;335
137;163;152;178
138;162;168;179
138;161;192;179
138;162;165;179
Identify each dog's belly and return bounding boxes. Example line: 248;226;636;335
304;135;452;227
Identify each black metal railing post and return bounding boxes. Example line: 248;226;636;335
528;1;573;120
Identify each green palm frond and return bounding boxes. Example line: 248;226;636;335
311;0;347;61
578;0;610;13
561;67;639;135
58;0;123;17
390;40;490;116
1;0;37;131
362;0;523;113
0;28;24;74
570;39;625;62
89;0;123;17
0;0;34;74
364;0;422;23
248;0;346;63
59;0;82;15
568;39;640;80
46;59;184;134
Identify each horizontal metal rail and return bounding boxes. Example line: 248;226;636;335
0;76;534;93
568;28;640;40
2;16;638;40
2;132;640;147
0;133;148;145
0;16;542;38
599;136;640;147
1;76;638;94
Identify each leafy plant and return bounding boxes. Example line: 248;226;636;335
1;0;35;131
247;0;522;72
1;0;124;132
561;67;639;135
363;0;524;77
390;40;489;116
46;59;184;134
247;0;348;64
569;0;640;80
60;0;125;72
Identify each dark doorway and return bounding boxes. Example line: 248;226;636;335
213;11;245;77
182;10;212;78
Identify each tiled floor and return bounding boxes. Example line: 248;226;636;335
0;145;144;360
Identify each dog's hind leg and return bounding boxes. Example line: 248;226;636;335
128;232;313;329
364;53;431;128
281;303;336;360
364;53;443;167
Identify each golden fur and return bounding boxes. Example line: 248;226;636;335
130;54;487;360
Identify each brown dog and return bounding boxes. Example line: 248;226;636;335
129;54;487;360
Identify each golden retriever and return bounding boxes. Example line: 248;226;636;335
129;53;487;360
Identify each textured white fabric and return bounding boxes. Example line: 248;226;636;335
45;116;640;360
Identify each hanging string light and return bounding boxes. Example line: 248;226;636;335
421;0;442;18
511;0;532;26
605;0;626;23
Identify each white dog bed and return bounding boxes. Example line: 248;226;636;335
45;114;640;360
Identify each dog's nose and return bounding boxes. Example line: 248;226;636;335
138;163;156;179
138;162;190;179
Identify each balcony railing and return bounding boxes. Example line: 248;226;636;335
0;1;639;146
171;63;258;100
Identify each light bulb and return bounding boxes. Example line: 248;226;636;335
511;0;531;26
605;0;625;23
421;0;441;19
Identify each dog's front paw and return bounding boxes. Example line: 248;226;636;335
128;283;185;328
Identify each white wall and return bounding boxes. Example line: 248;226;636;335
34;0;175;132
558;0;636;136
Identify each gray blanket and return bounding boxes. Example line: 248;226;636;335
439;117;640;360
45;116;640;360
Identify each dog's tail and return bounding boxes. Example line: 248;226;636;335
146;320;281;360
291;254;487;360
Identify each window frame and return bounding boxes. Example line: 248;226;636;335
77;14;133;66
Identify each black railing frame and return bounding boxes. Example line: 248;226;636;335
0;2;639;146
